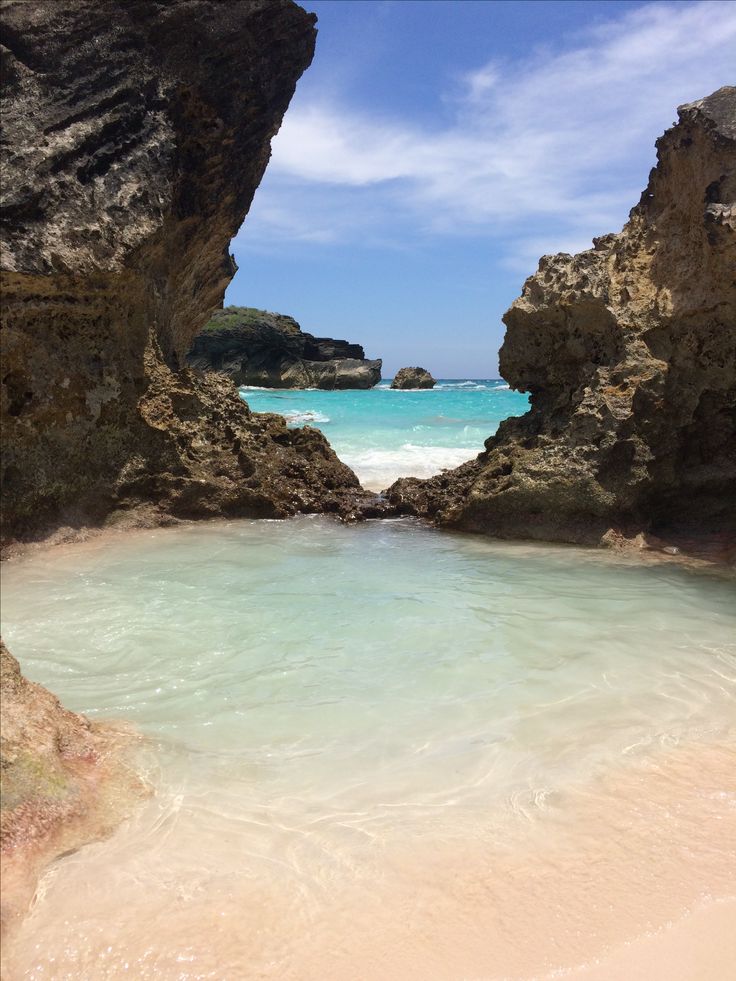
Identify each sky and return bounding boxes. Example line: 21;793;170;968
225;0;736;377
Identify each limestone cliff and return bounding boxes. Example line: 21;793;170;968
0;0;371;543
187;306;382;389
389;87;736;544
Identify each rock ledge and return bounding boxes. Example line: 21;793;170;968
0;0;379;545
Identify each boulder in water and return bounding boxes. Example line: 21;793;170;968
391;367;436;389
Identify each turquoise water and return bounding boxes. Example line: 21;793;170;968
240;379;529;489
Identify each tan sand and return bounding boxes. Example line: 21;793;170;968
1;739;733;979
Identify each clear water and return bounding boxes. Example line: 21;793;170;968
239;379;530;489
2;518;735;978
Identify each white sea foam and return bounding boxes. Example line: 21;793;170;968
435;382;491;391
342;443;475;490
283;410;331;426
239;386;322;393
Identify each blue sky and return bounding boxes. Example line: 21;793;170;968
225;0;736;377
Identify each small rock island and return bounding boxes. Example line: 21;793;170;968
391;367;436;389
187;306;382;390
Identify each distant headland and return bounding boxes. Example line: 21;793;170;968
187;306;382;390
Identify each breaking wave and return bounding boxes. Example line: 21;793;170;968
341;443;475;491
283;410;331;426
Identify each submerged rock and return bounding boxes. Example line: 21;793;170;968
391;367;436;389
187;306;382;389
0;0;374;544
389;87;736;544
0;640;144;936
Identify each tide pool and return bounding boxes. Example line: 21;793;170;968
239;379;530;489
1;518;735;978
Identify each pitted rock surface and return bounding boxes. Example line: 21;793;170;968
391;367;436;390
0;639;144;935
0;0;374;541
388;87;736;544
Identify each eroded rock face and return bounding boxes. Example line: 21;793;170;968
187;306;382;389
391;367;436;390
0;0;372;542
0;640;144;936
389;87;736;544
118;337;371;518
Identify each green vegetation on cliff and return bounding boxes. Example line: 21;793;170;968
203;306;301;335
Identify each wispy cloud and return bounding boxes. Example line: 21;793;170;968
236;1;736;263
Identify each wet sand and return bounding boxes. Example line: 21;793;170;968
2;740;733;979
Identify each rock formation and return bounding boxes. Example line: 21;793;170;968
187;306;382;389
0;639;144;935
0;0;374;545
391;367;436;389
388;87;736;544
0;0;391;938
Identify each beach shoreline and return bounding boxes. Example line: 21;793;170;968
3;506;734;580
1;732;733;979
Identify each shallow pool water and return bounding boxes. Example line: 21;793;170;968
1;518;735;979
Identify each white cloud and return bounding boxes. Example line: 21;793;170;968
237;1;736;262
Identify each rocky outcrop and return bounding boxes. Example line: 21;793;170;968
113;341;378;519
0;0;376;544
187;306;382;389
388;88;736;544
391;367;436;390
0;639;144;935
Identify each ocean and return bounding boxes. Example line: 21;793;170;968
239;379;530;489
